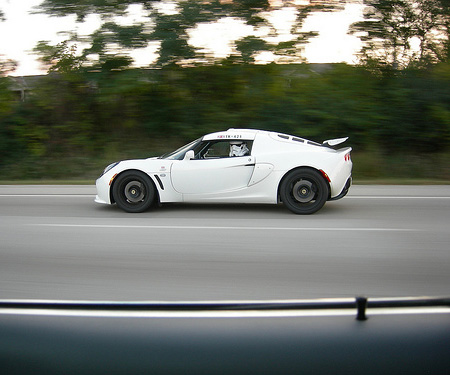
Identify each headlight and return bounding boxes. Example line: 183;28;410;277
101;161;120;176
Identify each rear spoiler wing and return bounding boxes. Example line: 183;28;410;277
323;137;348;147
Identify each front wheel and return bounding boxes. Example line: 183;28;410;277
280;168;329;214
112;171;155;213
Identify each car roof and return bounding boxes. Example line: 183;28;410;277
202;129;260;141
202;129;322;147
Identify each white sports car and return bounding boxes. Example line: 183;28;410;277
95;129;352;214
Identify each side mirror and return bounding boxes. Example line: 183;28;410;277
183;150;195;160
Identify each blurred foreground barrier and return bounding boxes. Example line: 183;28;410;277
1;296;449;375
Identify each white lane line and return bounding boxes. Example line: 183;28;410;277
1;194;449;199
0;194;91;197
347;196;450;199
29;224;418;232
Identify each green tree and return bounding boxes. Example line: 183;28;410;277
0;7;19;165
0;73;19;166
37;0;140;22
33;41;85;73
37;0;271;68
36;0;327;68
0;6;16;76
350;0;450;69
0;58;17;77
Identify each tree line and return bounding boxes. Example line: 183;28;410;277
1;62;448;178
30;0;450;70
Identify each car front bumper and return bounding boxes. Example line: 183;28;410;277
95;176;112;205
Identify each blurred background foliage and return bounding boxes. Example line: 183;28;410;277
0;0;449;181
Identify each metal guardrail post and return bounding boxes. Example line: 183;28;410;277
356;296;368;321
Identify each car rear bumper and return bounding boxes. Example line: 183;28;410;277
329;176;352;201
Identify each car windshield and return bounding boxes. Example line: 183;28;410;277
158;138;202;160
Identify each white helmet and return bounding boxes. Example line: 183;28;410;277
229;141;249;157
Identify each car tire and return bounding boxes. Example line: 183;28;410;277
280;168;328;214
112;171;155;213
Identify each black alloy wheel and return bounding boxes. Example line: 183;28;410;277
112;171;155;213
280;168;328;214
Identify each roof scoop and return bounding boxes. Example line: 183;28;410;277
323;137;348;147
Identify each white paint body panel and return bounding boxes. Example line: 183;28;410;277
171;156;256;195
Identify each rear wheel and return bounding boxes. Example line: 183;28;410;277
112;171;155;213
280;168;328;214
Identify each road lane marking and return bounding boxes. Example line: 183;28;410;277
347;196;450;199
0;194;91;197
1;194;449;200
29;224;418;232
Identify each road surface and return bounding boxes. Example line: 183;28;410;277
0;185;449;301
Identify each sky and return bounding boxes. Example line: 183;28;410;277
0;0;364;76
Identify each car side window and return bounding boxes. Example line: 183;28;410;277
202;141;252;159
204;142;230;158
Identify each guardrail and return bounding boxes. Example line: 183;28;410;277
1;296;449;320
2;296;449;375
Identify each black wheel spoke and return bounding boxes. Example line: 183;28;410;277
124;181;145;203
292;179;316;203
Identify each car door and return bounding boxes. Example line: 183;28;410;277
170;141;255;195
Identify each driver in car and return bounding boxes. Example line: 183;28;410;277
229;141;250;157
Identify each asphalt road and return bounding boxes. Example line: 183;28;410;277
0;185;449;301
